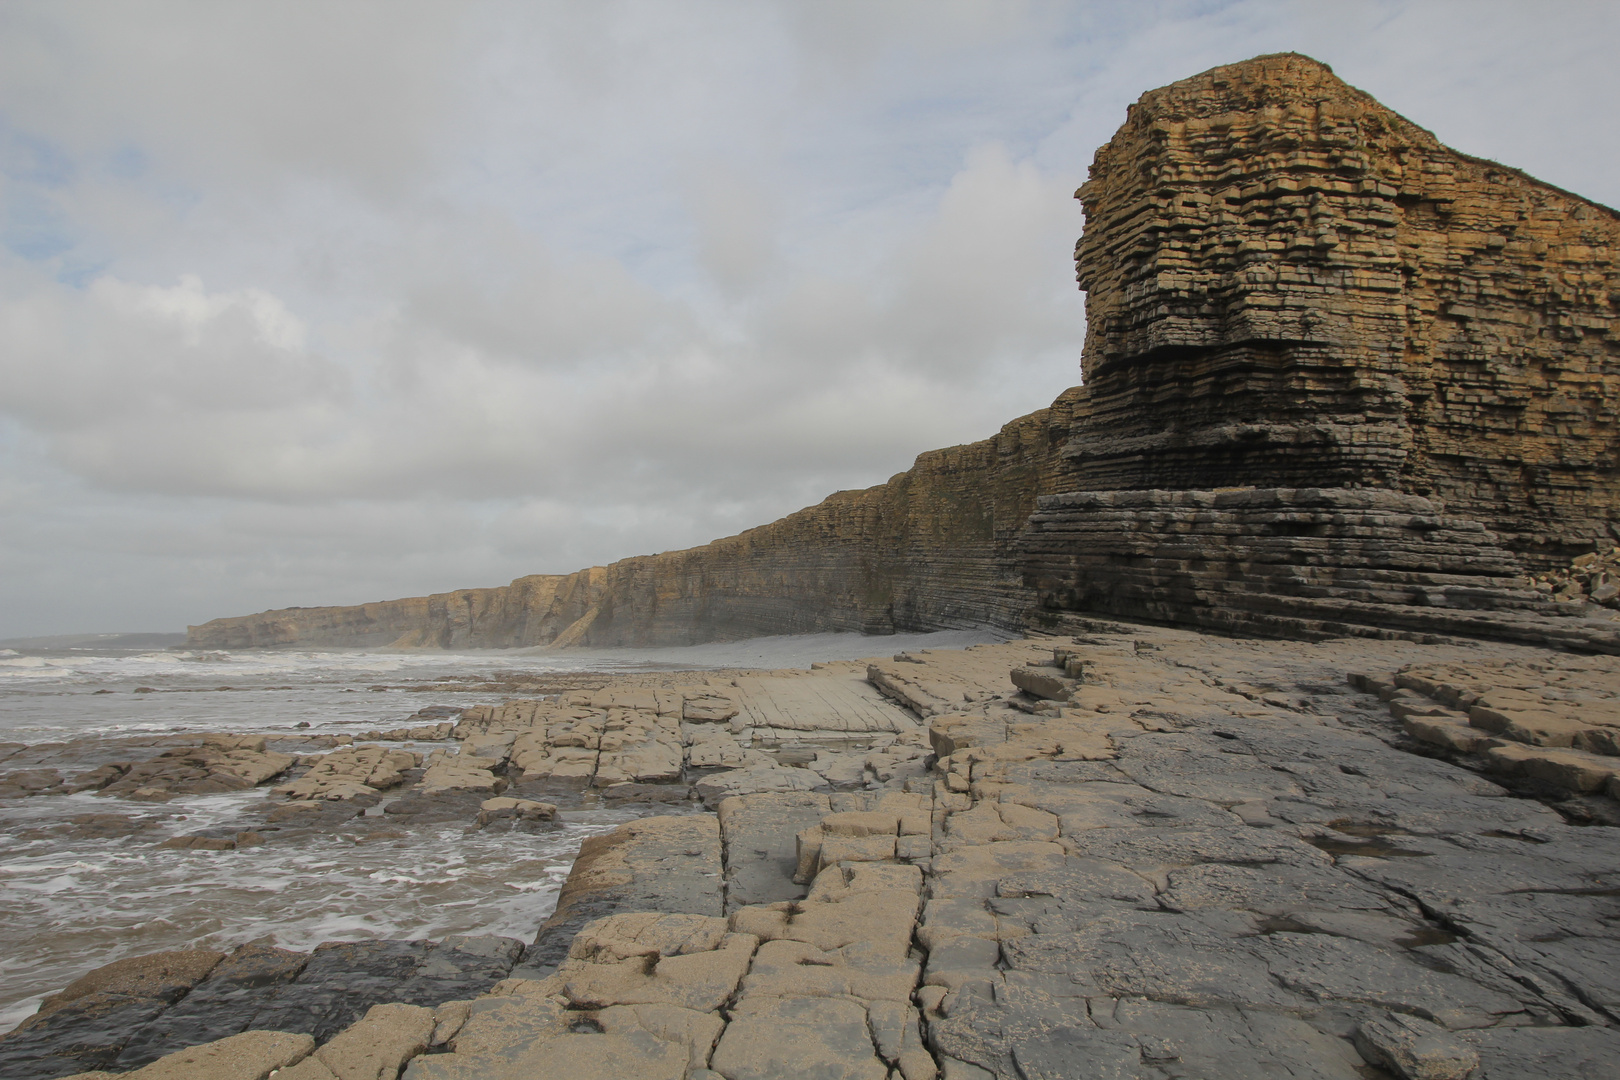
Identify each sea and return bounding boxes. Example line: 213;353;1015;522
0;629;999;1030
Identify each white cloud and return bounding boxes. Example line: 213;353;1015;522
0;0;469;196
0;0;1615;636
687;162;781;298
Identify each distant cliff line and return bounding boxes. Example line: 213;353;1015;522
190;53;1620;652
186;390;1084;650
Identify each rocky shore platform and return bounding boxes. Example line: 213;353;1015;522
4;621;1619;1079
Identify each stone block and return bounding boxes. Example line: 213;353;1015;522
298;1003;435;1080
711;996;889;1080
566;913;730;964
1483;742;1620;792
475;797;556;828
1354;1013;1479;1080
683;696;739;722
1403;716;1491;754
96;1030;314;1080
821;810;901;837
817;834;898;873
561;933;758;1012
722;793;835;913
1010;668;1072;702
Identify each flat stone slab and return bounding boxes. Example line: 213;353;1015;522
523;815;724;974
9;626;1620;1080
716;792;832;911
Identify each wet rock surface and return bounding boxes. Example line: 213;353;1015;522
9;625;1617;1079
522;815;725;976
1;937;525;1080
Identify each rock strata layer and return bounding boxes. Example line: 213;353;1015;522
1020;487;1620;651
187;53;1619;652
1068;53;1620;566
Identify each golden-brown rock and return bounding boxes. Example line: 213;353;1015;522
186;53;1618;652
1069;52;1620;565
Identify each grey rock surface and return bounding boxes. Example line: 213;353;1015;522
113;946;308;1069
9;628;1620;1080
522;815;724;975
716;792;830;911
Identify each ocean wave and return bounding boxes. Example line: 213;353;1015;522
0;655;58;669
0;817;620;1029
0;629;1005;685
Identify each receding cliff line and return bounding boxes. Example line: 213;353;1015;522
190;53;1619;652
184;571;599;649
188;392;1084;649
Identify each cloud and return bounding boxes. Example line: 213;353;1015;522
686;162;780;298
0;131;1081;512
0;0;1615;636
0;269;348;494
0;0;469;196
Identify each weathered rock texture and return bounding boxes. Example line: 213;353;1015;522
188;401;1079;649
1020;487;1620;650
11;629;1620;1078
188;52;1617;651
1067;52;1620;563
0;938;524;1079
1019;53;1619;641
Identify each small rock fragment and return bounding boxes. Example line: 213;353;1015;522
1353;1013;1480;1080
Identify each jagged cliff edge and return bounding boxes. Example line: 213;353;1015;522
189;53;1620;653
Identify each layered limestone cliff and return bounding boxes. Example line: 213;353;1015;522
189;395;1082;649
1021;53;1620;644
188;572;602;650
1067;52;1620;563
190;53;1619;652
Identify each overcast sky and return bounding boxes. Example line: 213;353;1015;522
1;1;1616;637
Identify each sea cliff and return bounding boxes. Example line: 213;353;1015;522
191;53;1619;653
189;392;1084;649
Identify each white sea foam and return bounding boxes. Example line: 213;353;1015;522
0;655;57;672
0;805;636;1032
0;628;1004;691
0;628;1004;745
0;627;1002;1031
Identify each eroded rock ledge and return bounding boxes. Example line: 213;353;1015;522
10;625;1620;1080
1020;487;1620;652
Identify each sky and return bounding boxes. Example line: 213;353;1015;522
1;0;1617;638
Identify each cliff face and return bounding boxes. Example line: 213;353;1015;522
190;53;1620;652
1069;53;1620;564
188;571;602;650
577;394;1081;647
188;393;1083;649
